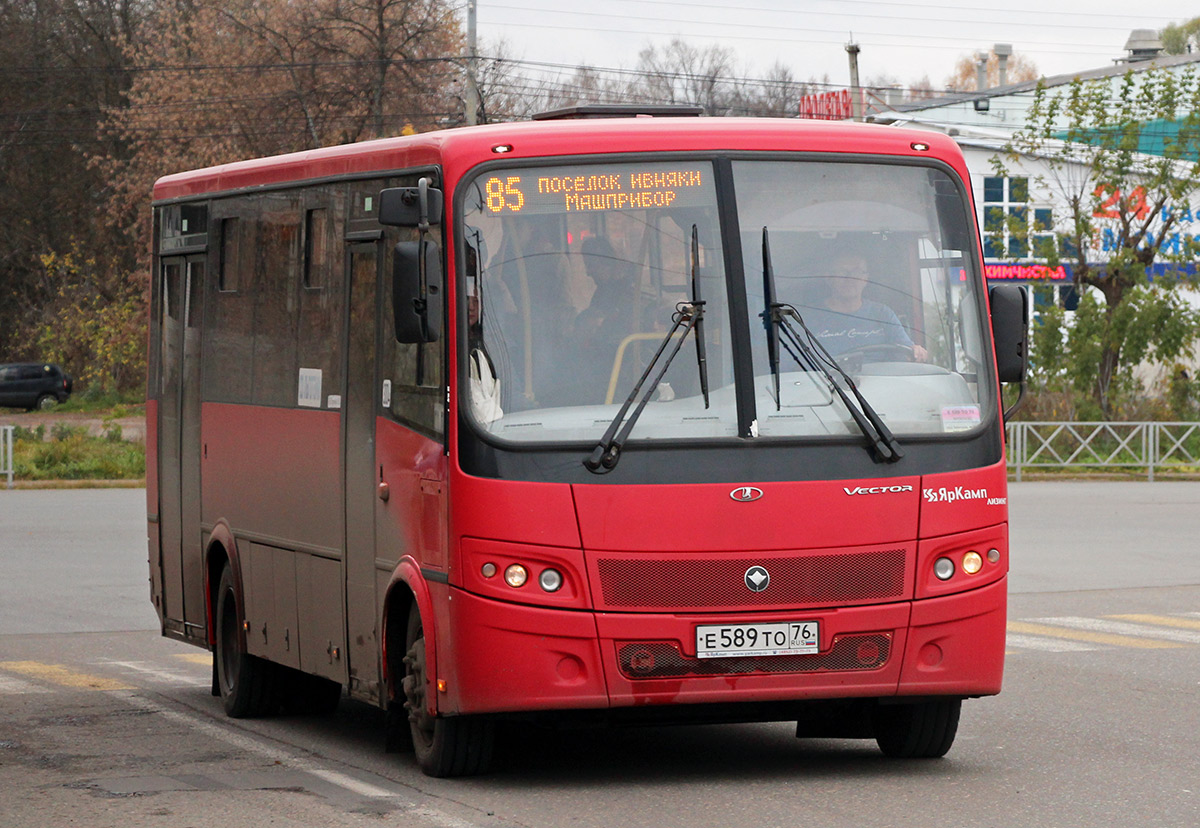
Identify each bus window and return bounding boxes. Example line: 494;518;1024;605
732;159;995;438
460;160;735;443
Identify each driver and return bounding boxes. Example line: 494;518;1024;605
805;253;928;362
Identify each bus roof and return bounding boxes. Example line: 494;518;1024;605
152;117;966;203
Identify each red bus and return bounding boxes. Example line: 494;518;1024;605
147;106;1027;777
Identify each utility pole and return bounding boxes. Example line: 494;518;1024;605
845;37;862;122
465;0;480;126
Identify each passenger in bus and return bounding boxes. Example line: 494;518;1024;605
495;216;576;408
466;290;503;423
805;253;928;362
572;236;637;403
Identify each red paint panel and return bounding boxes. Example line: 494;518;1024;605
450;472;581;549
572;477;921;553
444;588;608;715
375;418;448;568
918;461;1009;537
899;577;1007;696
201;403;343;552
154;119;970;204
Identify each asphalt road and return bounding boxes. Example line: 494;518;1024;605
1;483;1199;827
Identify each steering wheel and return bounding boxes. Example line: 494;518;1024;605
835;343;913;365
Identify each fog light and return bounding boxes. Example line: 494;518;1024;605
962;551;984;575
987;548;1001;564
481;562;497;578
538;568;563;592
934;557;955;581
504;564;528;587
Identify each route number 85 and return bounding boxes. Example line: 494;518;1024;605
485;176;525;213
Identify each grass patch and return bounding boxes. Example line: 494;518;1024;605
11;425;145;480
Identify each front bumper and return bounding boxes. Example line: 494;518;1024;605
442;576;1006;715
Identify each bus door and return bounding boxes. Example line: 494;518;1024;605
343;242;382;699
157;254;206;639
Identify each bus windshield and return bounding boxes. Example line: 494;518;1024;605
461;157;995;445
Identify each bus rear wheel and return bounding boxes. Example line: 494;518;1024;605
214;563;278;718
401;603;494;777
873;699;961;758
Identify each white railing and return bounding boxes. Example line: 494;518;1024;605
1;425;12;489
1007;421;1200;481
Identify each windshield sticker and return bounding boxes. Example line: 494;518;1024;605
941;405;981;432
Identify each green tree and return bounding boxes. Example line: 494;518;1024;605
996;68;1200;418
1162;18;1200;55
35;244;146;393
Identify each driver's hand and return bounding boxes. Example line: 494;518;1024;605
912;345;929;362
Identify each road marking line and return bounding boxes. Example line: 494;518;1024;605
0;673;51;694
309;769;399;799
174;653;212;665
1006;621;1179;649
114;693;479;825
96;660;208;687
0;661;134;690
1032;616;1200;645
1109;614;1200;633
1005;633;1096;653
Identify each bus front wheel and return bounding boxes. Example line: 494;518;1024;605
401;603;494;777
873;699;961;758
214;564;278;718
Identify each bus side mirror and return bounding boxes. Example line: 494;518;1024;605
379;185;443;227
392;240;442;343
989;284;1028;384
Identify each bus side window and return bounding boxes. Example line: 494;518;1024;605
381;228;445;438
204;198;256;404
297;186;345;405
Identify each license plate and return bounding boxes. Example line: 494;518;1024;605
695;621;820;659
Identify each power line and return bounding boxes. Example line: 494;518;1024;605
483;0;1180;38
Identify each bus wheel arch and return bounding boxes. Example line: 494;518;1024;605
401;599;494;777
203;524;239;646
381;563;495;776
212;556;278;718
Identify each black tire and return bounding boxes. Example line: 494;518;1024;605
873;699;961;758
35;394;58;411
402;602;494;777
214;564;278;718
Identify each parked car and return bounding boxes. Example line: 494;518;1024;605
0;363;74;410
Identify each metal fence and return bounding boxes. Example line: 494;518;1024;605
1007;421;1200;481
1;425;12;489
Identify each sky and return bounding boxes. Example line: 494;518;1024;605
474;1;1199;94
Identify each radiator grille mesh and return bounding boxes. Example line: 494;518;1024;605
596;549;906;609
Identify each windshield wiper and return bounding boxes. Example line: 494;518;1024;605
690;225;711;408
585;236;709;474
760;227;903;463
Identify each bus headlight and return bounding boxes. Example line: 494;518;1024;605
962;551;984;575
504;564;528;588
538;568;563;593
934;557;955;581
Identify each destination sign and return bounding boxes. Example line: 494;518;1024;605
479;163;712;215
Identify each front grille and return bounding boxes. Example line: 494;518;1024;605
616;633;892;680
595;549;907;610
